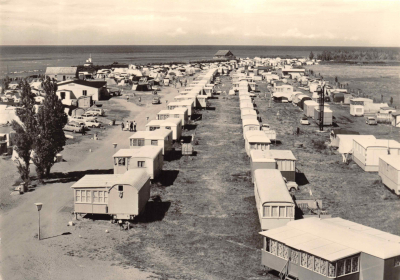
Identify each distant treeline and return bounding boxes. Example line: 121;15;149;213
316;49;400;61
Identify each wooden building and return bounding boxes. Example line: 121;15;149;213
260;217;400;280
129;130;173;156
71;169;151;220
213;50;236;60
57;80;109;101
113;146;163;179
254;169;295;231
45;67;78;81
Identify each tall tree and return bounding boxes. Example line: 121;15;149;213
309;51;314;60
32;78;68;180
11;80;37;184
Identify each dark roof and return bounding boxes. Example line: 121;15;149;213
214;50;233;56
57;80;107;88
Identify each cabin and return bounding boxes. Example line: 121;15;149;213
57;80;109;101
129;129;172;156
350;98;373;116
242;118;260;138
379;155;400;195
254;169;295;231
167;100;194;117
145;118;182;141
244;130;271;156
353;139;400;172
260;217;400;280
303;100;319;117
213;50;236;60
45;67;78;81
314;107;333;126
71;169;151;220
113;146;163;180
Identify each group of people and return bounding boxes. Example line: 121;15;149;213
121;120;136;132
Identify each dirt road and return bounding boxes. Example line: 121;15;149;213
0;85;183;280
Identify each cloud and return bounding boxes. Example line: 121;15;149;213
168;27;187;37
208;27;236;35
280;28;337;39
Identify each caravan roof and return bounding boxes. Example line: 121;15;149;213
250;150;277;163
260;217;400;261
245;131;271;143
337;135;376;154
132;146;163;158
129;129;171;140
71;169;149;191
242;119;260;127
254;169;293;203
241;109;257;116
354;138;400;149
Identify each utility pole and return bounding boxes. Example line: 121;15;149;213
318;83;325;131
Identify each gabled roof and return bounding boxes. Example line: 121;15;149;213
214;50;233;56
45;67;77;75
58;80;107;88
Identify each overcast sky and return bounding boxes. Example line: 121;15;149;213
0;0;399;46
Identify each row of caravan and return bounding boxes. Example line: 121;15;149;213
70;69;218;223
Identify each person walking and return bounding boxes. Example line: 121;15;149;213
133;121;137;132
81;127;86;136
121;122;124;131
139;97;141;103
130;121;133;132
126;120;129;131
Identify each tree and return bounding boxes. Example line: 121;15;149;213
32;78;68;180
309;51;314;60
11;80;37;184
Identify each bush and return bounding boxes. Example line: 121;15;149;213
312;139;326;151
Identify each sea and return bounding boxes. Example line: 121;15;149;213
1;45;399;78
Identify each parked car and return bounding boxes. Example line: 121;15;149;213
70;116;86;126
85;118;101;128
63;122;83;133
366;117;377;125
81;112;96;118
152;97;161;104
300;116;310;125
86;108;104;116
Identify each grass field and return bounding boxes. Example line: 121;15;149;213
305;63;400;108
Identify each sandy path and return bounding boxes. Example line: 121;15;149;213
0;84;185;280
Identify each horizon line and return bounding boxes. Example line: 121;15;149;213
0;44;399;48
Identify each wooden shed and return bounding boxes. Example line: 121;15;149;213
71;169;151;220
260;217;400;280
129;130;172;156
379;154;400;195
113;146;163;179
145;118;182;141
254;169;295;231
245;130;271;156
353;139;400;172
242;118;260;138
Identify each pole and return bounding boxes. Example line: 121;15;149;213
38;210;41;240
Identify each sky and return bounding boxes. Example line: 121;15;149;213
0;0;399;46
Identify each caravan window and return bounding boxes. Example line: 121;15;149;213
83;90;87;96
138;161;145;168
118;185;123;192
118;158;126;166
93;191;98;203
263;206;270;217
271;206;278;217
279;206;285;217
75;190;81;202
138;139;145;146
286;206;293;217
151;140;158;146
